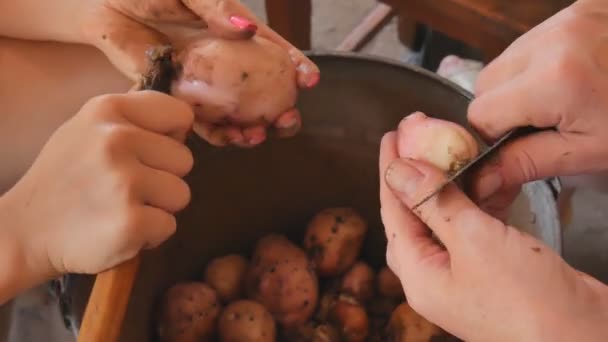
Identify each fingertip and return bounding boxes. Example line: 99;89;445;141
243;125;266;146
274;109;302;138
229;16;258;33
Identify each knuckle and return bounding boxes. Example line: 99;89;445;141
84;94;124;120
99;125;133;159
544;54;586;89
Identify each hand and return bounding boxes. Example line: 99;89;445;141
80;0;320;147
467;0;608;214
379;132;608;341
1;91;194;278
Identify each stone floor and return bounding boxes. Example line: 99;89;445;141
3;0;608;341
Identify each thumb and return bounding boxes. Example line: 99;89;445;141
471;129;597;203
385;158;506;252
83;7;170;81
182;0;258;39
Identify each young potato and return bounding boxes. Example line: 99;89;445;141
172;35;297;128
282;322;340;342
397;112;479;175
387;303;444;342
218;300;276;342
377;266;404;300
340;261;375;303
329;295;369;342
246;234;318;327
303;208;368;277
204;254;248;303
156;282;222;342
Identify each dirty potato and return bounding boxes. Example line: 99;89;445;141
340;261;375;303
246;234;318;327
218;300;276;342
304;208;368;277
377;266;404;300
156;282;221;342
329;295;369;342
387;303;444;341
204;254;249;302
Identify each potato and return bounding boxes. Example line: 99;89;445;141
397;112;479;175
218;300;276;342
246;234;318;327
204;254;248;302
304;208;368;277
156;282;221;342
329;296;369;342
368;297;399;318
377;266;404;300
340;261;375;303
387;303;444;342
313;324;341;342
282;322;340;342
172;35;297;128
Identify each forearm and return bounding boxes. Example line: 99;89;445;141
0;0;87;43
0;37;130;193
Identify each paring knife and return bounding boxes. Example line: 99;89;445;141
411;126;549;210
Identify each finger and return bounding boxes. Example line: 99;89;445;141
242;125;267;146
181;0;258;39
474;44;529;96
477;185;521;223
226;1;320;88
468;72;560;141
137;166;192;213
131;129;194;177
82;7;171;80
273;108;302;138
192;121;246;147
135;206;177;250
385;158;506;250
469;130;600;203
117;91;194;140
379;133;449;277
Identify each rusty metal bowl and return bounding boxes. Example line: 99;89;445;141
58;52;561;341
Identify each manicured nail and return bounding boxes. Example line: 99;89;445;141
276;116;297;129
306;72;320;88
476;171;503;201
230;16;258;32
385;159;423;197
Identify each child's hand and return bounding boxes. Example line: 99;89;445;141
2;91;194;278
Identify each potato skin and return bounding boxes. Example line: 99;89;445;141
218;300;276;342
387;303;443;342
172;35;297;127
329;296;369;342
204;254;248;302
377;266;404;299
156;282;222;342
304;208;368;277
340;261;375;303
246;235;318;327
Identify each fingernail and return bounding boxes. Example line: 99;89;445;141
230;16;258;32
385;159;423;197
306;72;320;88
476;171;503;201
276;116;297;129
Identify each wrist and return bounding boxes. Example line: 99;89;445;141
0;193;57;304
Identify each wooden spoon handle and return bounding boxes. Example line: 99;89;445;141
77;257;141;342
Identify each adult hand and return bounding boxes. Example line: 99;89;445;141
467;0;608;213
2;91;194;278
379;131;608;342
80;0;319;147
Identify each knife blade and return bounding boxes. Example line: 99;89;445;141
411;126;548;210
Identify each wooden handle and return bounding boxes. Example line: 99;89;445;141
77;257;141;342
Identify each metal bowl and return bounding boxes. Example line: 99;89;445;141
58;52;562;341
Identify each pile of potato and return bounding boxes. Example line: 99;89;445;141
155;207;459;341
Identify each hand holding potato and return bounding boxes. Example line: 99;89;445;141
0;91;193;301
467;0;608;215
379;115;608;341
79;0;320;147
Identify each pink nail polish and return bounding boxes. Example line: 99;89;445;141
306;72;320;88
230;16;258;32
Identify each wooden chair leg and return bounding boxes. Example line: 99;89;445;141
265;0;312;50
